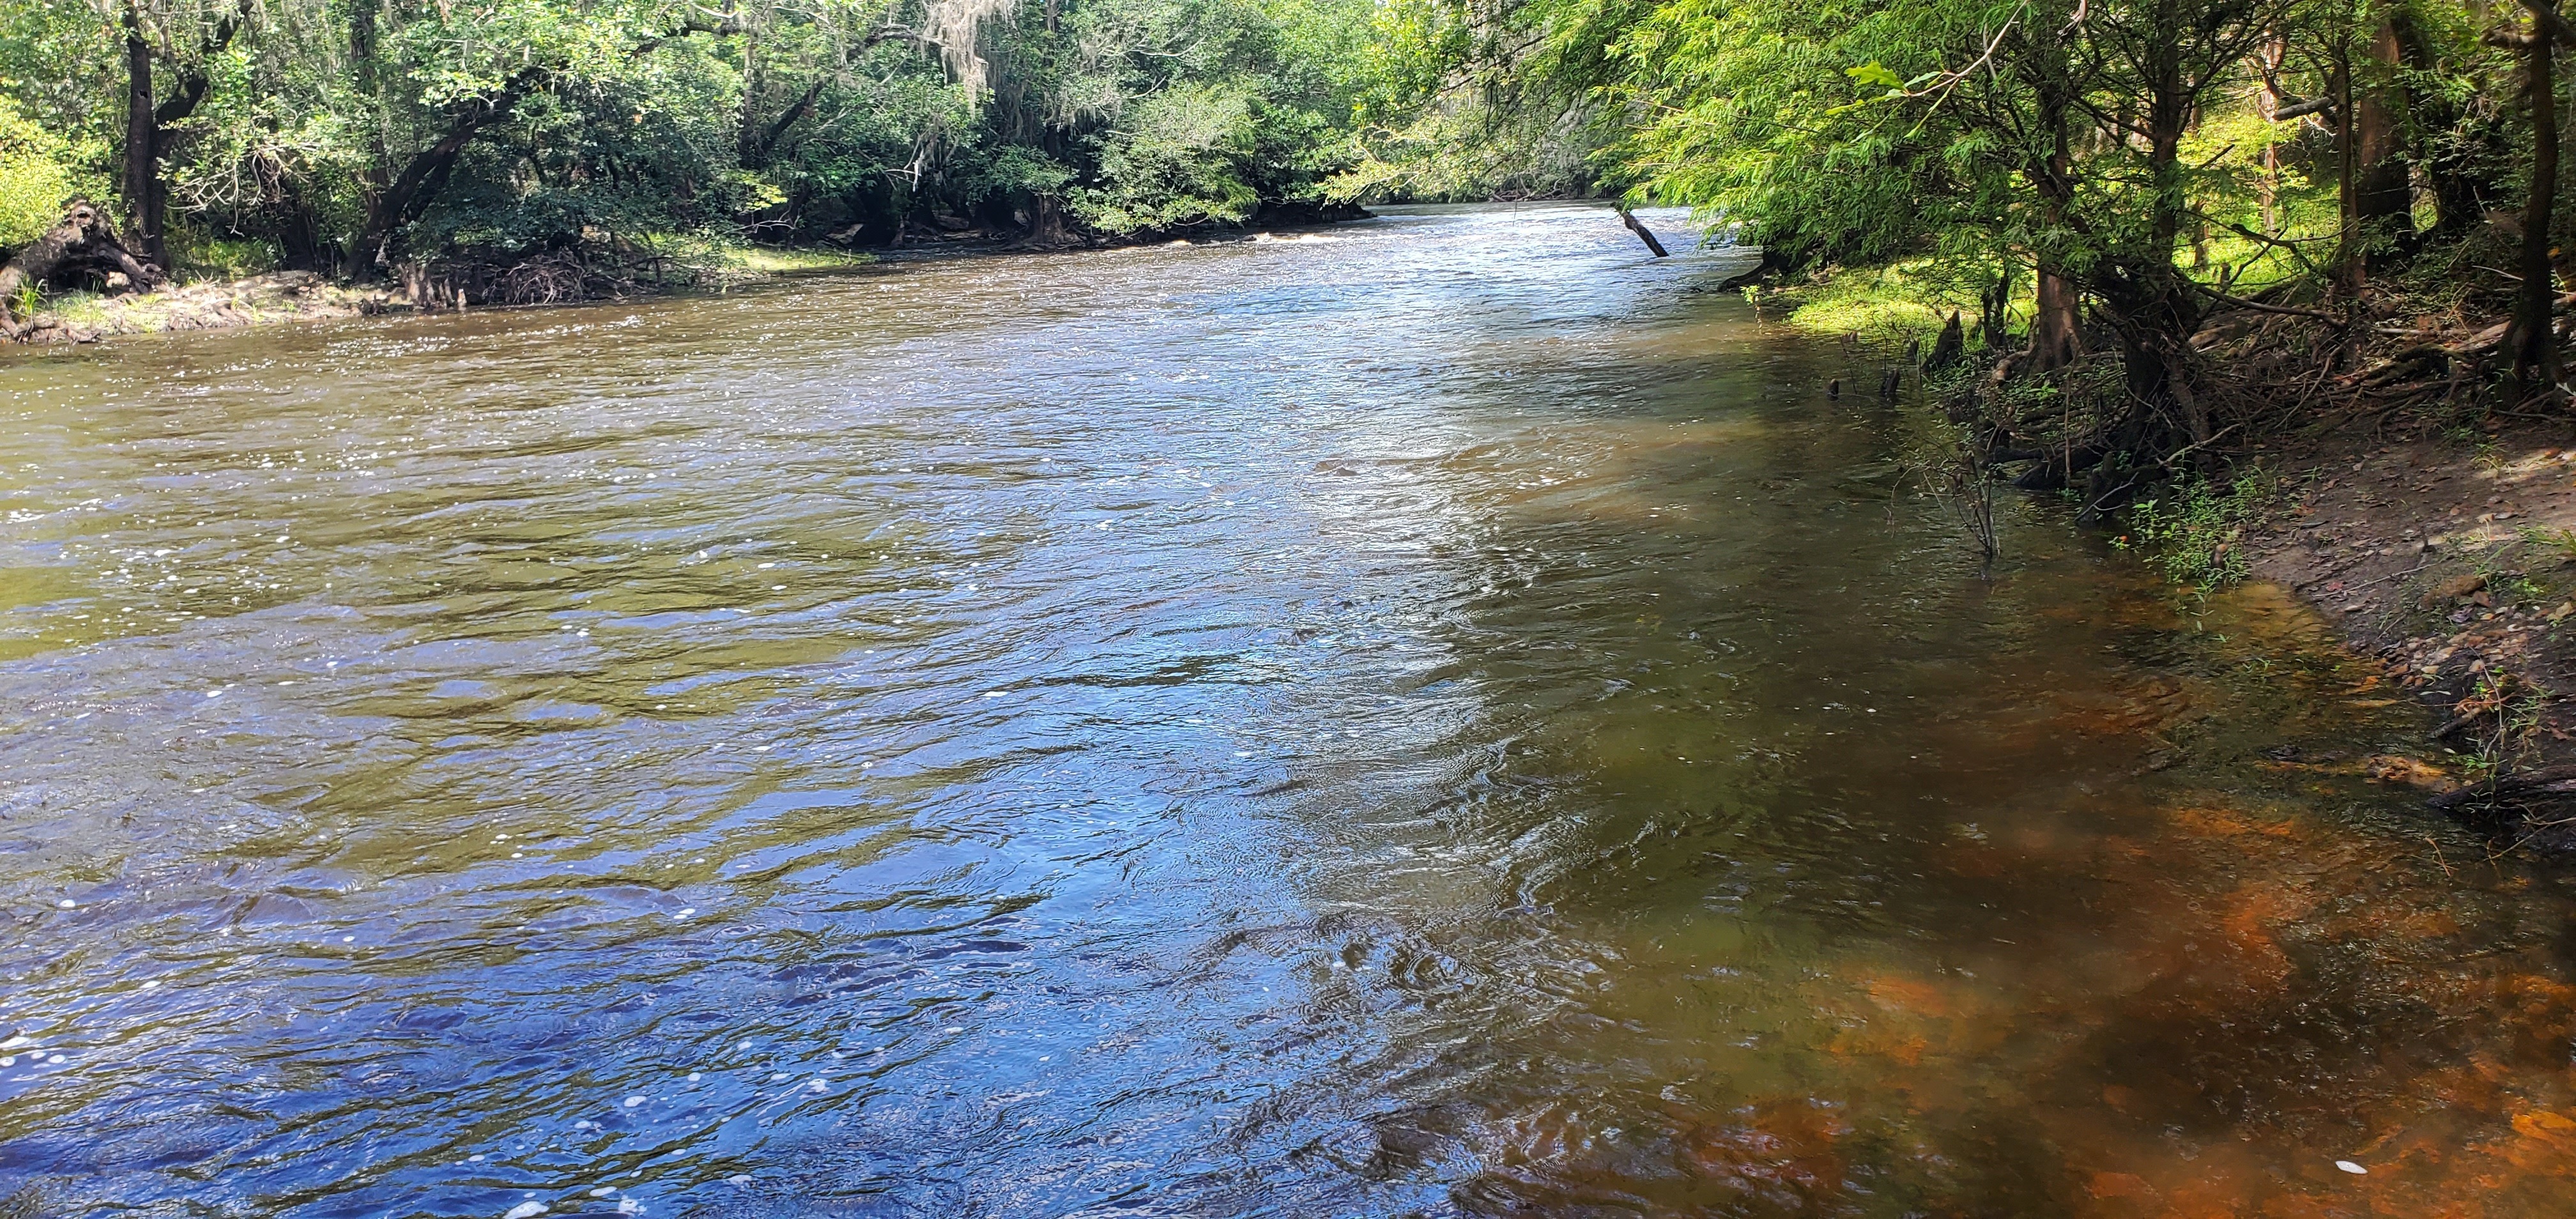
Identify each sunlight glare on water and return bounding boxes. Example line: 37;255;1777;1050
4;205;2576;1216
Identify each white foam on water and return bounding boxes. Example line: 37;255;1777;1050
501;1204;547;1219
622;1095;646;1107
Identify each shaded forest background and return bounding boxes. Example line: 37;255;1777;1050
6;0;2576;439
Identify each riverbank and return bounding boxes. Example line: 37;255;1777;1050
2236;418;2576;844
10;271;398;344
2131;300;2576;845
1767;262;2576;845
6;243;883;346
4;210;1372;347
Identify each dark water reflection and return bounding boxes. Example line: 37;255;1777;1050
4;205;2575;1216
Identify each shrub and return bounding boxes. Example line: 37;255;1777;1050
2113;470;2280;590
0;99;102;252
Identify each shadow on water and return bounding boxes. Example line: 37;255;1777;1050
2;204;2574;1216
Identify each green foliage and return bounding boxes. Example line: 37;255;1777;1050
2113;472;2280;591
0;0;1386;278
0;97;102;250
0;0;2548;349
172;232;279;279
1074;84;1264;231
2447;666;2547;787
1327;0;1648;201
1778;260;1984;346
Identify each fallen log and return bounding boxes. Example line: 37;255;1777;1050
0;202;164;340
2427;763;2576;811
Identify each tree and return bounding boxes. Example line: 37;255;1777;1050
114;0;252;270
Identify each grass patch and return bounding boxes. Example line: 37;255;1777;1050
2517;523;2576;565
721;245;874;273
39;289;114;327
1777;261;1975;347
621;233;875;280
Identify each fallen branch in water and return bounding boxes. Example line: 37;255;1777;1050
2428;763;2576;811
1616;205;1669;257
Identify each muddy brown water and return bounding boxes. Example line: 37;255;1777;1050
3;205;2575;1217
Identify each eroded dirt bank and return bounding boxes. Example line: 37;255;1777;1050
2241;422;2576;841
7;270;399;344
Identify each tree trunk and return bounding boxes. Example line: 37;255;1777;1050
356;81;532;274
2507;19;2561;399
746;78;825;170
1979;268;2012;349
1023;193;1068;245
737;24;764;167
2395;8;2495;241
1926;311;1966;371
2257;34;2287;235
121;6;164;270
2351;20;2416;270
2107;3;2209;474
2023;17;2084;375
2030;270;2082;371
118;0;252;275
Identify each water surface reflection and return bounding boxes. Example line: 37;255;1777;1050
2;205;2573;1216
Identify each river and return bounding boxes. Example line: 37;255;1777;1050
3;205;2574;1216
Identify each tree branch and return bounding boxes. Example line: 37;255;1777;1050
2187;279;2340;320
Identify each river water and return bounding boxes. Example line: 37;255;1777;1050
3;205;2575;1217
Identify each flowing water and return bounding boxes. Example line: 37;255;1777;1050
4;205;2576;1218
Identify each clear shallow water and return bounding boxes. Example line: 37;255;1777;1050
3;205;2575;1217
